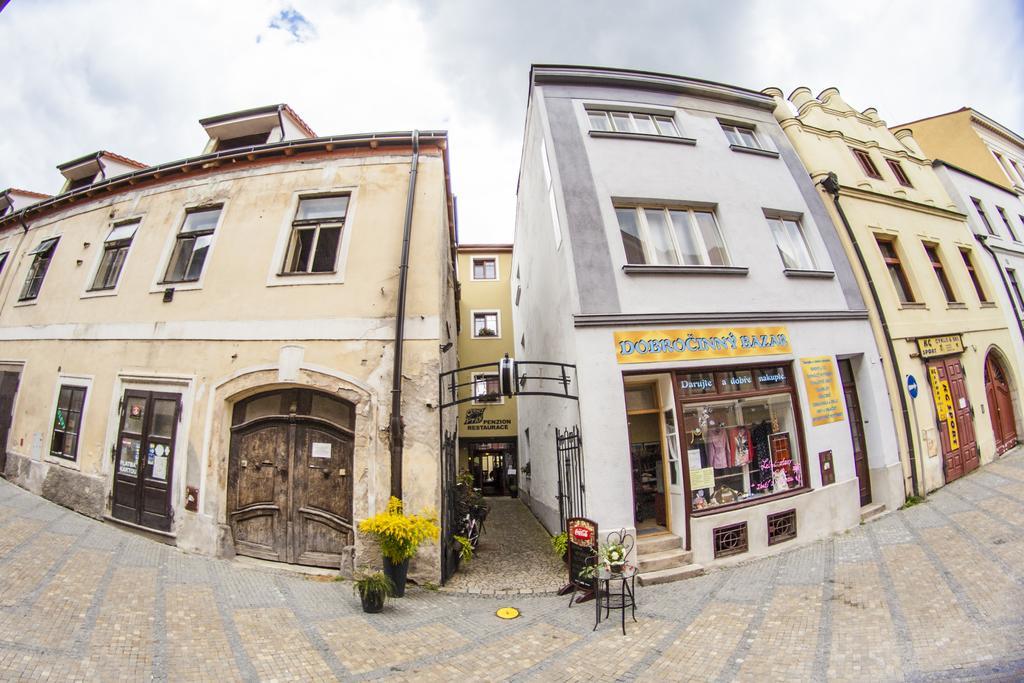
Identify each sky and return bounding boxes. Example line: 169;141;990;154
1;0;1023;244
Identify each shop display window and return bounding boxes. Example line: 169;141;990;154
678;364;804;512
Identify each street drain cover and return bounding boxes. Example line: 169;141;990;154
496;607;520;619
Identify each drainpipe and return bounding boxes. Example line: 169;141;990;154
389;131;420;500
976;235;1024;349
820;172;921;498
277;105;287;142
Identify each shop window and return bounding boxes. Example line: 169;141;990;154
471;257;497;280
851;148;882;179
886;159;913;187
163;206;221;283
923;243;957;304
875;237;916;304
615;205;730;267
971;197;995;236
767;509;797;545
713;521;748;558
681;363;805;513
19;236;59;301
472;373;501;404
766;216;815;270
51;385;86;460
960;248;990;302
283;195;348;274
472;311;499;338
90;219;139;291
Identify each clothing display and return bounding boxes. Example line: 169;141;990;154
707;427;729;469
729;426;751;467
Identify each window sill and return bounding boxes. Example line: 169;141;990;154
946;302;967;310
622;264;748;276
276;270;338;277
691;486;810;517
82;288;119;300
783;268;835;279
471;335;502;340
44;454;80;469
981;301;997;308
898;302;928;310
728;144;780;159
589;130;696;146
12;298;38;308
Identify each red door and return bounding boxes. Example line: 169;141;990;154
984;353;1018;455
929;358;978;484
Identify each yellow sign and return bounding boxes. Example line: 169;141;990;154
800;357;845;426
495;607;520;620
927;367;960;450
689;467;715;490
615;326;791;364
917;335;964;359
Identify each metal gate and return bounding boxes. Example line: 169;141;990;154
556;425;585;533
440;429;460;583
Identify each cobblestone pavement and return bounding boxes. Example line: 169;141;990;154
1;452;1023;681
442;497;566;595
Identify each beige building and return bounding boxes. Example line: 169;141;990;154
767;87;1021;494
454;245;519;497
0;105;457;581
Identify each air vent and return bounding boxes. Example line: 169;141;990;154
767;509;797;546
713;521;748;558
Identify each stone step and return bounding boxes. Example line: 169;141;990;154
860;503;886;524
638;563;705;587
636;533;682;555
638;548;692;573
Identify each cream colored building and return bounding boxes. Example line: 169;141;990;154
0;105;457;581
767;87;1021;494
454;245;519;496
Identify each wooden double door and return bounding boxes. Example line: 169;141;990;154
928;357;979;483
984;353;1018;455
112;390;181;531
228;389;354;568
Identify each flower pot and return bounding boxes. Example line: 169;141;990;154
383;556;410;597
360;590;385;613
610;562;624;575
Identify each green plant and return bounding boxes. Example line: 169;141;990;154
422;581;440;592
550;532;568;558
454;534;473;562
352;571;395;602
358;497;440;563
580;540;629;578
900;495;925;510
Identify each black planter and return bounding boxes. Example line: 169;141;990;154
383;556;410;597
360;590;385;613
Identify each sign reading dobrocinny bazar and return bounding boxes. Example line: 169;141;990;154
615;326;792;364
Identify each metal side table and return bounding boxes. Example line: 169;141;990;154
593;565;638;635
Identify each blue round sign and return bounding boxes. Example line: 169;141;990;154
907;374;919;399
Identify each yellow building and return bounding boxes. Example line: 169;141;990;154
0;105;458;581
766;87;1021;494
455;245;519;497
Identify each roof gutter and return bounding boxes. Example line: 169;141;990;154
389;130;420;500
821;172;921;499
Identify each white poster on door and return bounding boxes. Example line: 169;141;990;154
311;442;332;459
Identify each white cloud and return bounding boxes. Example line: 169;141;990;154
1;0;1021;244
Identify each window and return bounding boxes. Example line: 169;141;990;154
875;238;915;303
19;236;59;301
472;257;497;280
1007;269;1024;311
540;140;561;248
472;311;499;337
996;206;1020;241
588;109;679;137
886;159;913;187
721;123;761;149
923;243;957;303
1011;159;1024;185
0;251;8;276
472;373;501;404
50;385;86;460
972;197;995;235
766;216;815;270
90;220;139;291
216;132;270;152
66;174;97;192
960;249;989;302
163;207;221;283
851;148;882;179
615;206;730;266
282;195;347;274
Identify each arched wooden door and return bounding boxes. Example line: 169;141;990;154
228;388;354;567
984;353;1018;455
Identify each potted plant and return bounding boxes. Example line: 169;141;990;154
453;534;473;563
477;327;497;337
358;496;440;597
580;539;629;578
550;531;568;563
353;571;394;613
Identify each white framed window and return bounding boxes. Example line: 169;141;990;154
162;206;222;284
471;373;502;404
615;205;730;266
45;374;93;467
766;216;815;270
89;219;140;292
472;311;500;338
282;194;349;274
720;122;761;149
540;139;562;249
587;109;680;137
471;257;498;281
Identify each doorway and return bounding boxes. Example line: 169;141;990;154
227;388;354;567
624;381;673;535
466;440;518;497
0;371;20;475
927;357;979;483
112;390;181;531
838;359;872;506
984;352;1018;455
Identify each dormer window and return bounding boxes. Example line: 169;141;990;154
200;104;315;154
215;132;271;152
66;174;98;192
57;152;145;194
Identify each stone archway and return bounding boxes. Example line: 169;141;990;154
984;350;1019;456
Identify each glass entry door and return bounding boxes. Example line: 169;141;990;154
112;390;180;531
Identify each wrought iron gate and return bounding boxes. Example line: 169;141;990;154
440;429;460;583
555;425;585;533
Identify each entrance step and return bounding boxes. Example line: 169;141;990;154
860;502;886;524
638;563;705;587
638;548;693;573
636;533;682;555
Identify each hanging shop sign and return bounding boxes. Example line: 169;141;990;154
917;334;964;359
462;407;512;432
615;326;791;364
928;367;960;451
799;356;845;426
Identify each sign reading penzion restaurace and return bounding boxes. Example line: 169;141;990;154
615;326;791;364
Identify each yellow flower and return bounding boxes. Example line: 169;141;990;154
359;496;441;562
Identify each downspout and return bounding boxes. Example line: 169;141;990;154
976;235;1024;347
820;172;921;498
277;105;287;142
389;130;420;500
